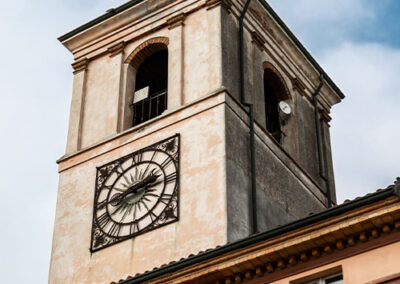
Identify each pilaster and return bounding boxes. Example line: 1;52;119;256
107;41;127;133
167;13;185;108
251;31;266;128
320;109;336;203
251;30;265;51
66;58;88;153
206;3;223;93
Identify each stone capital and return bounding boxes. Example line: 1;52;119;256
205;0;232;13
71;58;88;74
166;13;186;30
251;31;265;50
319;109;332;123
107;41;126;57
291;77;306;95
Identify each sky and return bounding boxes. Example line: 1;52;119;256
267;0;400;199
0;0;399;283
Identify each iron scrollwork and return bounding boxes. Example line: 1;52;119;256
90;134;180;252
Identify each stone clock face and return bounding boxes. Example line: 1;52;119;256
90;135;179;252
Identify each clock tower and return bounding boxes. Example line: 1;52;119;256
49;0;343;283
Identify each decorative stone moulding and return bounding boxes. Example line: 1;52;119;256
251;30;265;50
291;77;307;95
205;0;233;13
208;220;400;284
319;109;332;123
71;58;88;74
166;13;186;29
108;41;126;57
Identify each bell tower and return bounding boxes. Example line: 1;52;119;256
49;0;343;283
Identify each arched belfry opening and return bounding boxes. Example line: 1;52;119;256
263;66;289;143
126;38;169;127
132;50;168;126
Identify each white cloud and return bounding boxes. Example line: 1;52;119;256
320;43;400;201
268;0;373;22
267;0;376;51
267;0;400;201
0;1;128;282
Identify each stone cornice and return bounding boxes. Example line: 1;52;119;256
63;0;191;60
57;87;228;169
59;0;344;102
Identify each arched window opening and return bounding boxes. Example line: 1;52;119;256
263;68;288;143
132;49;168;126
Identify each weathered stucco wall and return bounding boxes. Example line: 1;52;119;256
69;3;225;151
80;56;121;147
225;96;326;241
183;8;218;103
220;4;337;207
221;7;240;102
50;93;228;284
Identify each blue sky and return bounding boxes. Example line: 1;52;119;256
269;0;400;197
269;0;400;51
356;1;400;48
0;0;399;283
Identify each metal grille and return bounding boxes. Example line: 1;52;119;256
131;90;167;126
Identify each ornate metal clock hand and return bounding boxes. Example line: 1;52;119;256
98;171;161;210
127;170;160;195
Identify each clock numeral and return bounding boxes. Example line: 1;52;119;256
130;222;139;234
133;152;143;164
115;164;125;175
102;184;113;191
149;150;157;162
165;172;177;184
143;151;157;176
148;211;158;223
159;198;169;205
159;193;173;205
97;213;110;229
108;223;121;237
97;199;108;210
160;156;173;168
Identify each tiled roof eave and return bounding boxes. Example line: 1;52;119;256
115;183;400;284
